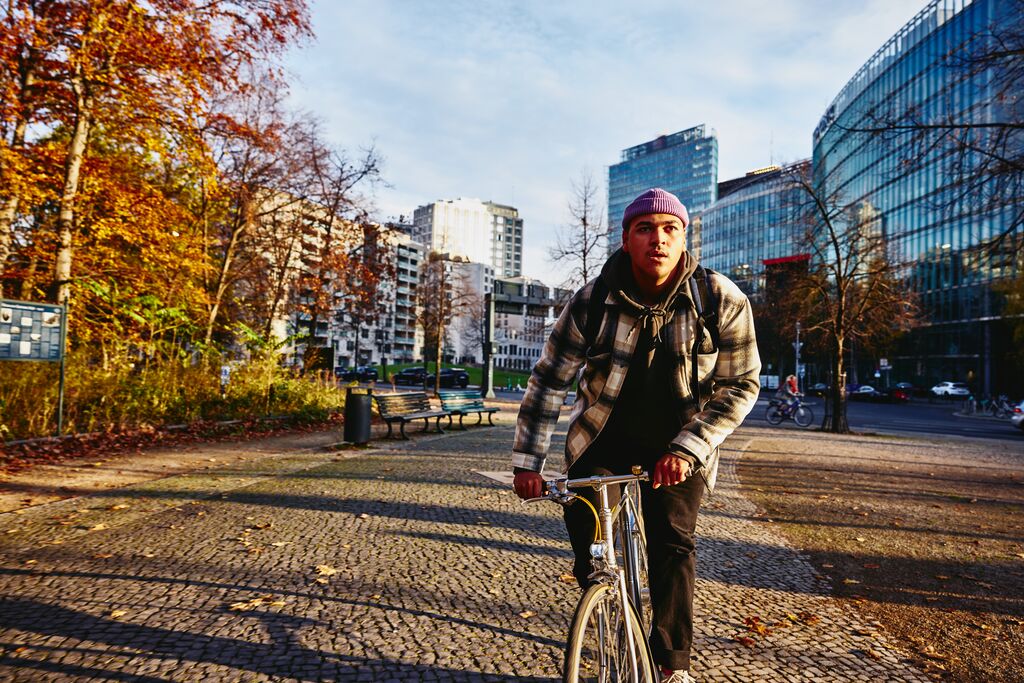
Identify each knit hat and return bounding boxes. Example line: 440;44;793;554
621;188;690;231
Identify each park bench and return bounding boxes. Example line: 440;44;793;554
437;389;500;429
373;391;450;439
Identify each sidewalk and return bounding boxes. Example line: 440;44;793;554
0;415;931;681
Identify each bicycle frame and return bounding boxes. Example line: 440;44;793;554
527;468;655;681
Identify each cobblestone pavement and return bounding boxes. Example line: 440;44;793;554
0;416;931;681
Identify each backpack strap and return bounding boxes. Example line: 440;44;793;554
583;278;609;352
687;266;719;403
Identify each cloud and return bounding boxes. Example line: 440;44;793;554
285;0;927;283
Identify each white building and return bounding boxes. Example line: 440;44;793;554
492;277;566;372
412;198;523;277
327;225;426;369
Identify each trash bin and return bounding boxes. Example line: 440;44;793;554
344;386;373;445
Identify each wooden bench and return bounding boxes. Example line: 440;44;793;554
438;389;500;429
373;392;450;439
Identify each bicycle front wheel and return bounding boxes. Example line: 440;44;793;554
564;583;657;683
794;405;814;427
765;404;784;425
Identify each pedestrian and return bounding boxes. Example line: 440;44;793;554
512;188;761;682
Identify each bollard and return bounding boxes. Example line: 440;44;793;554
344;386;373;445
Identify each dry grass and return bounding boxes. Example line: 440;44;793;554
737;427;1024;682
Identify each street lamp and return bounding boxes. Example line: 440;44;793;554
794;321;802;393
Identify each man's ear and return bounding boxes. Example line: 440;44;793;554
620;229;629;252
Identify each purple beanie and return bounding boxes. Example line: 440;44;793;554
621;188;690;230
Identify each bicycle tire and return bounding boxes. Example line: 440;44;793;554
563;583;657;683
794;405;814;427
765;404;784;425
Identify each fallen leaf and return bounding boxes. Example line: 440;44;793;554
369;594;382;600
315;578;329;585
89;523;109;532
108;609;127;618
519;610;537;619
558;573;576;584
863;648;882;660
855;537;866;542
315;565;337;577
735;636;757;648
270;542;290;548
843;578;861;585
357;513;370;519
94;553;113;559
798;612;821;625
108;504;130;511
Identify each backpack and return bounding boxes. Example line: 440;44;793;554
583;266;719;402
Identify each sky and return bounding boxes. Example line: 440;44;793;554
283;0;929;287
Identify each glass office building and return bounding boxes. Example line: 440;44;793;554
607;125;718;253
812;0;1020;392
701;162;810;294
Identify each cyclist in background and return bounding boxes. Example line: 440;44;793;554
512;188;761;682
777;374;799;413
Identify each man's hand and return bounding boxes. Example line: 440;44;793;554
651;453;692;489
513;470;544;499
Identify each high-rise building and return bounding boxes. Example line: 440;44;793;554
607;125;719;253
701;161;810;294
412;198;523;277
812;0;1020;392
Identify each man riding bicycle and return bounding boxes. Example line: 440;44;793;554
512;188;761;682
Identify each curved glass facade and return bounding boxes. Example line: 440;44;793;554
701;162;809;294
812;0;1020;392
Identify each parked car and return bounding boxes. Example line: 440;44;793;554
1011;400;1024;431
336;365;379;382
808;382;829;397
883;386;911;403
849;385;883;401
425;367;470;389
393;366;428;385
931;381;970;397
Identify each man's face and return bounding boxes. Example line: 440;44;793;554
622;213;687;286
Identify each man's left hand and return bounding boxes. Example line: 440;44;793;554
651;453;692;489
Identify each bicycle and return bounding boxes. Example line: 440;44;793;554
765;395;814;427
987;395;1013;419
525;467;658;683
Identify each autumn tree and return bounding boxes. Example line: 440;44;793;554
0;1;311;310
786;165;919;432
548;168;607;290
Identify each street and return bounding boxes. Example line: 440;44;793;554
746;396;1024;442
489;388;1024;442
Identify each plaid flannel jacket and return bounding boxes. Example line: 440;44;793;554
512;270;761;493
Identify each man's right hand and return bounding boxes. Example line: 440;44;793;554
513;470;544;499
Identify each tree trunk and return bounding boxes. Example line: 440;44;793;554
204;193;251;345
0;48;38;296
53;67;92;305
824;337;850;432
